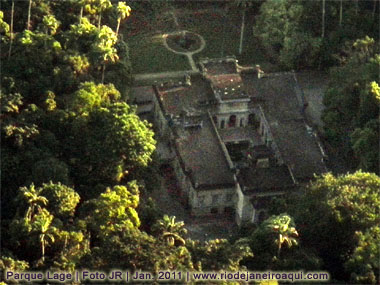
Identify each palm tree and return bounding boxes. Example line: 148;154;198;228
339;0;343;26
115;2;131;37
95;25;119;83
8;0;14;59
153;215;187;246
78;0;86;24
42;15;59;36
27;0;32;30
33;209;55;262
21;184;48;221
97;0;112;28
235;0;252;55
265;214;298;257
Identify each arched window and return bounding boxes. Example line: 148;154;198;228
220;120;225;129
228;115;236;128
240;118;244;127
212;116;218;125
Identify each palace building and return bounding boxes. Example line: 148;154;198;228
131;57;327;225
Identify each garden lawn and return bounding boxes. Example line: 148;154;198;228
178;9;277;70
127;33;190;74
123;11;190;74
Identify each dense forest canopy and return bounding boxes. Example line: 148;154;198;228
0;0;253;280
1;0;379;284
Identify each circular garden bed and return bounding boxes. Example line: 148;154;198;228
165;31;203;53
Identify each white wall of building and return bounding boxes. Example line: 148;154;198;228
190;186;236;216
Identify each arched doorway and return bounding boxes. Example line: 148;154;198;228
228;115;236;128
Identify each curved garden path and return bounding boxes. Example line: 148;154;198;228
162;30;206;71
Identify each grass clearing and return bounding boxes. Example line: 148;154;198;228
127;33;190;73
178;9;274;69
123;12;190;74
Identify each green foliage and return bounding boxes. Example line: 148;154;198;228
279;32;322;69
0;10;9;35
31;157;71;186
68;102;155;193
293;171;380;282
254;0;321;69
41;14;60;35
115;1;131;36
253;0;379;69
152;215;187;246
322;36;379;173
86;183;141;238
39;182;80;219
0;256;29;272
351;120;379;172
188;238;253;271
67;81;120;113
264;214;299;257
236;214;318;271
254;0;302;53
345;226;380;284
137;197;162;233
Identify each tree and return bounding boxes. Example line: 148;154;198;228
69;102;155;192
86;183;141;238
67;81;120;114
31;157;71;186
39;182;80;219
254;0;320;69
20;184;48;221
91;25;118;83
27;0;32;30
115;1;131;37
152;215;187;246
83;0;112;28
351;119;379;172
32;209;55;262
187;238;253;271
264;214;298;258
8;0;15;58
78;0;86;23
344;226;380;284
293;171;380;282
42;15;60;36
97;0;112;28
322;36;379;173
